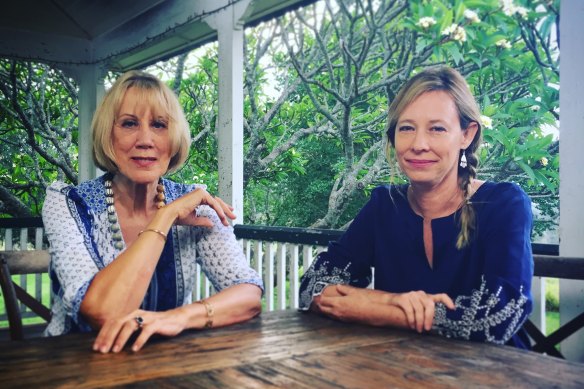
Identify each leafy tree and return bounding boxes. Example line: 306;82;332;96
0;0;559;240
0;61;78;216
241;0;559;237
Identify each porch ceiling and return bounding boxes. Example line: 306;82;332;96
0;0;314;72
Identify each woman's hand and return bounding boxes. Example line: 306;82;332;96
315;284;380;324
388;291;455;333
92;308;188;353
168;188;236;228
313;284;455;332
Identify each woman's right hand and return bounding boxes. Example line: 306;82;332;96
388;291;455;333
168;188;235;228
92;308;189;353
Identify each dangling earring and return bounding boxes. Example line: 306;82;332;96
460;149;468;168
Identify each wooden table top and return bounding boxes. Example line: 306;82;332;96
1;310;583;388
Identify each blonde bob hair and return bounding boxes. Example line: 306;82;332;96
385;66;483;248
92;70;191;175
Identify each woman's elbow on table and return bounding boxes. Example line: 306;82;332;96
79;298;116;330
237;284;263;320
208;283;263;327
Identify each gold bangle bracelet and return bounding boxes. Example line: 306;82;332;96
197;299;214;328
138;228;167;242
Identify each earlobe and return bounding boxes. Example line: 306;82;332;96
462;122;479;148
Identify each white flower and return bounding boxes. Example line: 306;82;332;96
442;24;467;42
500;0;529;19
417;17;437;29
442;24;455;35
540;157;548;166
515;6;528;19
496;39;512;49
480;115;493;129
464;9;480;23
500;0;514;15
531;105;541;111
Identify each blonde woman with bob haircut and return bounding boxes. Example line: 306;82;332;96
299;66;534;349
42;70;263;353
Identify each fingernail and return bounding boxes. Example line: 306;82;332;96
112;345;119;353
100;346;108;354
132;345;139;352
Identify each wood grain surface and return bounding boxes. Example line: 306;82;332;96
1;310;582;388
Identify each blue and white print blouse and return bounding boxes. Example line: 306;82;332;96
299;182;534;348
42;175;263;336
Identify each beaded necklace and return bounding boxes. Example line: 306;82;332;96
104;176;165;250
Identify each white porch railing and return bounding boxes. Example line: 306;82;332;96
0;219;556;330
1;219;47;323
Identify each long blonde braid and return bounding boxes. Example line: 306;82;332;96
456;146;479;249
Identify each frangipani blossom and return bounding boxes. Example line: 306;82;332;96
442;24;466;42
500;0;529;19
480;115;493;129
514;6;528;19
417;17;437;29
496;39;512;49
464;9;480;23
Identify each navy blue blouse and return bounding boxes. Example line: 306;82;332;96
299;182;534;348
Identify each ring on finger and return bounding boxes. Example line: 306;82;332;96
135;316;144;329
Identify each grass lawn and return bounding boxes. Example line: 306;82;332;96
546;311;560;334
0;274;51;327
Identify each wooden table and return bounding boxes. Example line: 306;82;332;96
1;310;583;388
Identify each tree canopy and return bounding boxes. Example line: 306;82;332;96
0;0;559;240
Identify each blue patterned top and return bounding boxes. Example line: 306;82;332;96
42;175;263;336
299;182;534;348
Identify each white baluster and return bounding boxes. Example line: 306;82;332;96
265;242;275;311
290;244;300;309
277;243;287;310
302;245;313;274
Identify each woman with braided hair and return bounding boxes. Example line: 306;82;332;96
299;66;534;348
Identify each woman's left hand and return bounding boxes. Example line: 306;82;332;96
387;290;455;333
212;195;236;221
92;308;188;353
171;189;236;228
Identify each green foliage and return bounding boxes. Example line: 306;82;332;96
0;61;78;216
240;0;559;234
0;0;560;242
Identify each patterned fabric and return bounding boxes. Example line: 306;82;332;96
42;175;263;336
299;182;534;348
433;276;529;344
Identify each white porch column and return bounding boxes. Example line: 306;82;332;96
559;0;584;362
63;65;106;183
205;0;251;226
